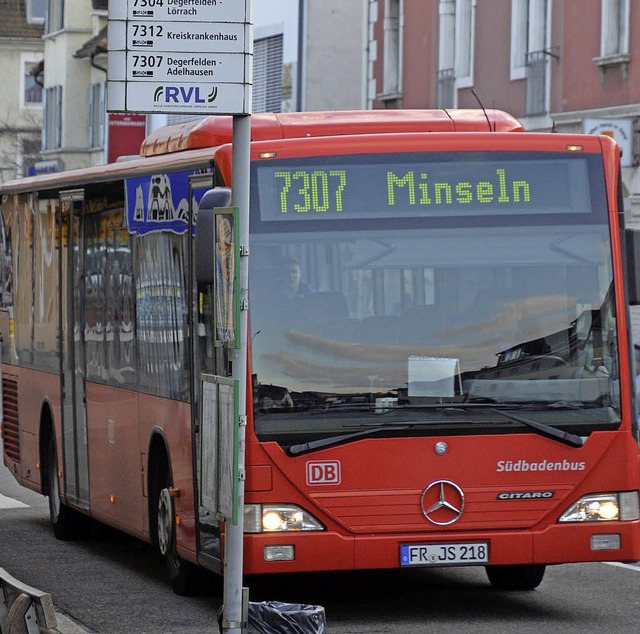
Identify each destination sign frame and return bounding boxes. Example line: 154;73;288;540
253;153;597;223
107;0;252;115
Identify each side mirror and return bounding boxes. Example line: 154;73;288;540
195;187;232;285
625;229;640;305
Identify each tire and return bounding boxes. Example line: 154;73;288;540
46;436;89;540
154;467;199;595
485;564;546;590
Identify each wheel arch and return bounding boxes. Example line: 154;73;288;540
147;427;173;547
38;400;55;496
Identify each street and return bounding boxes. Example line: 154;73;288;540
2;454;640;633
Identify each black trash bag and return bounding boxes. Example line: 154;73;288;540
247;601;326;634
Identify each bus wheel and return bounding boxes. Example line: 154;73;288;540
46;436;88;540
156;480;198;595
485;564;546;590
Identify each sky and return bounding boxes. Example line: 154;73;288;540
252;0;297;24
252;0;299;60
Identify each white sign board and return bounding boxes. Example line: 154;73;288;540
199;375;239;523
583;117;633;168
408;356;461;398
107;0;252;115
108;51;246;84
109;0;248;22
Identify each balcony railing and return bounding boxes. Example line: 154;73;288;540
437;67;455;109
525;50;548;116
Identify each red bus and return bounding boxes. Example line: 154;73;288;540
2;109;640;595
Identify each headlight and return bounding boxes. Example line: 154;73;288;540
558;492;640;523
244;504;325;533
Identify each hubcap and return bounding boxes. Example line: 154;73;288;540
157;488;173;556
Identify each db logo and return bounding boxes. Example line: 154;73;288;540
306;461;341;485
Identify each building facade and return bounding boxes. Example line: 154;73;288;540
0;0;44;181
368;0;640;219
302;0;366;111
41;0;98;170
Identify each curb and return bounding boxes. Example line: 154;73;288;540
55;612;91;634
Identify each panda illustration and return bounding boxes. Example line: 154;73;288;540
147;174;174;221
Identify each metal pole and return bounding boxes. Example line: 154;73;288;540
222;113;251;634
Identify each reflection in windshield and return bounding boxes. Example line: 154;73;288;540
249;223;620;444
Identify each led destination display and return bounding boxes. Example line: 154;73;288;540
255;153;594;222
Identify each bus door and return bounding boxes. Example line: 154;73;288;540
188;177;231;572
58;189;90;510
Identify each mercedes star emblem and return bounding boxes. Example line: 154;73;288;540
420;480;465;525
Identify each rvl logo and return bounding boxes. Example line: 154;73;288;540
306;461;341;485
153;86;218;104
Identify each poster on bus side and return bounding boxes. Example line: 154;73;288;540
125;169;213;236
213;207;240;347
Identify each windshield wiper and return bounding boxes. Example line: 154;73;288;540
286;404;584;455
487;408;584;448
420;403;585;447
391;402;588;447
288;424;411;456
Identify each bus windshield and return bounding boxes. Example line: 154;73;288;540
248;150;620;447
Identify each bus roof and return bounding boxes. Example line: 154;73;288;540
140;109;524;157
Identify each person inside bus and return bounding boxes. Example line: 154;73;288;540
280;255;313;298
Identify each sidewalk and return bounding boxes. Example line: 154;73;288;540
0;567;91;634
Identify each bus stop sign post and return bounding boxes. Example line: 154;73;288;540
105;0;253;625
222;114;251;634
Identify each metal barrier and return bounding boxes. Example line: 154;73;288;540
0;568;57;634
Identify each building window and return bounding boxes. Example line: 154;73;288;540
524;0;549;115
253;32;283;113
438;0;455;107
45;0;64;34
525;50;547;115
454;0;475;88
89;82;105;148
593;0;630;77
365;0;378;109
18;135;42;178
436;0;476;105
511;0;551;115
380;0;403;101
21;54;43;108
510;0;529;80
26;0;45;24
600;0;629;57
43;85;62;150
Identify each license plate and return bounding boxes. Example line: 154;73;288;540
400;542;489;566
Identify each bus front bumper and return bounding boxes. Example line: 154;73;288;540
242;520;640;574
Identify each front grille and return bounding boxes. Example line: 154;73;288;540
311;484;573;533
2;375;19;462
